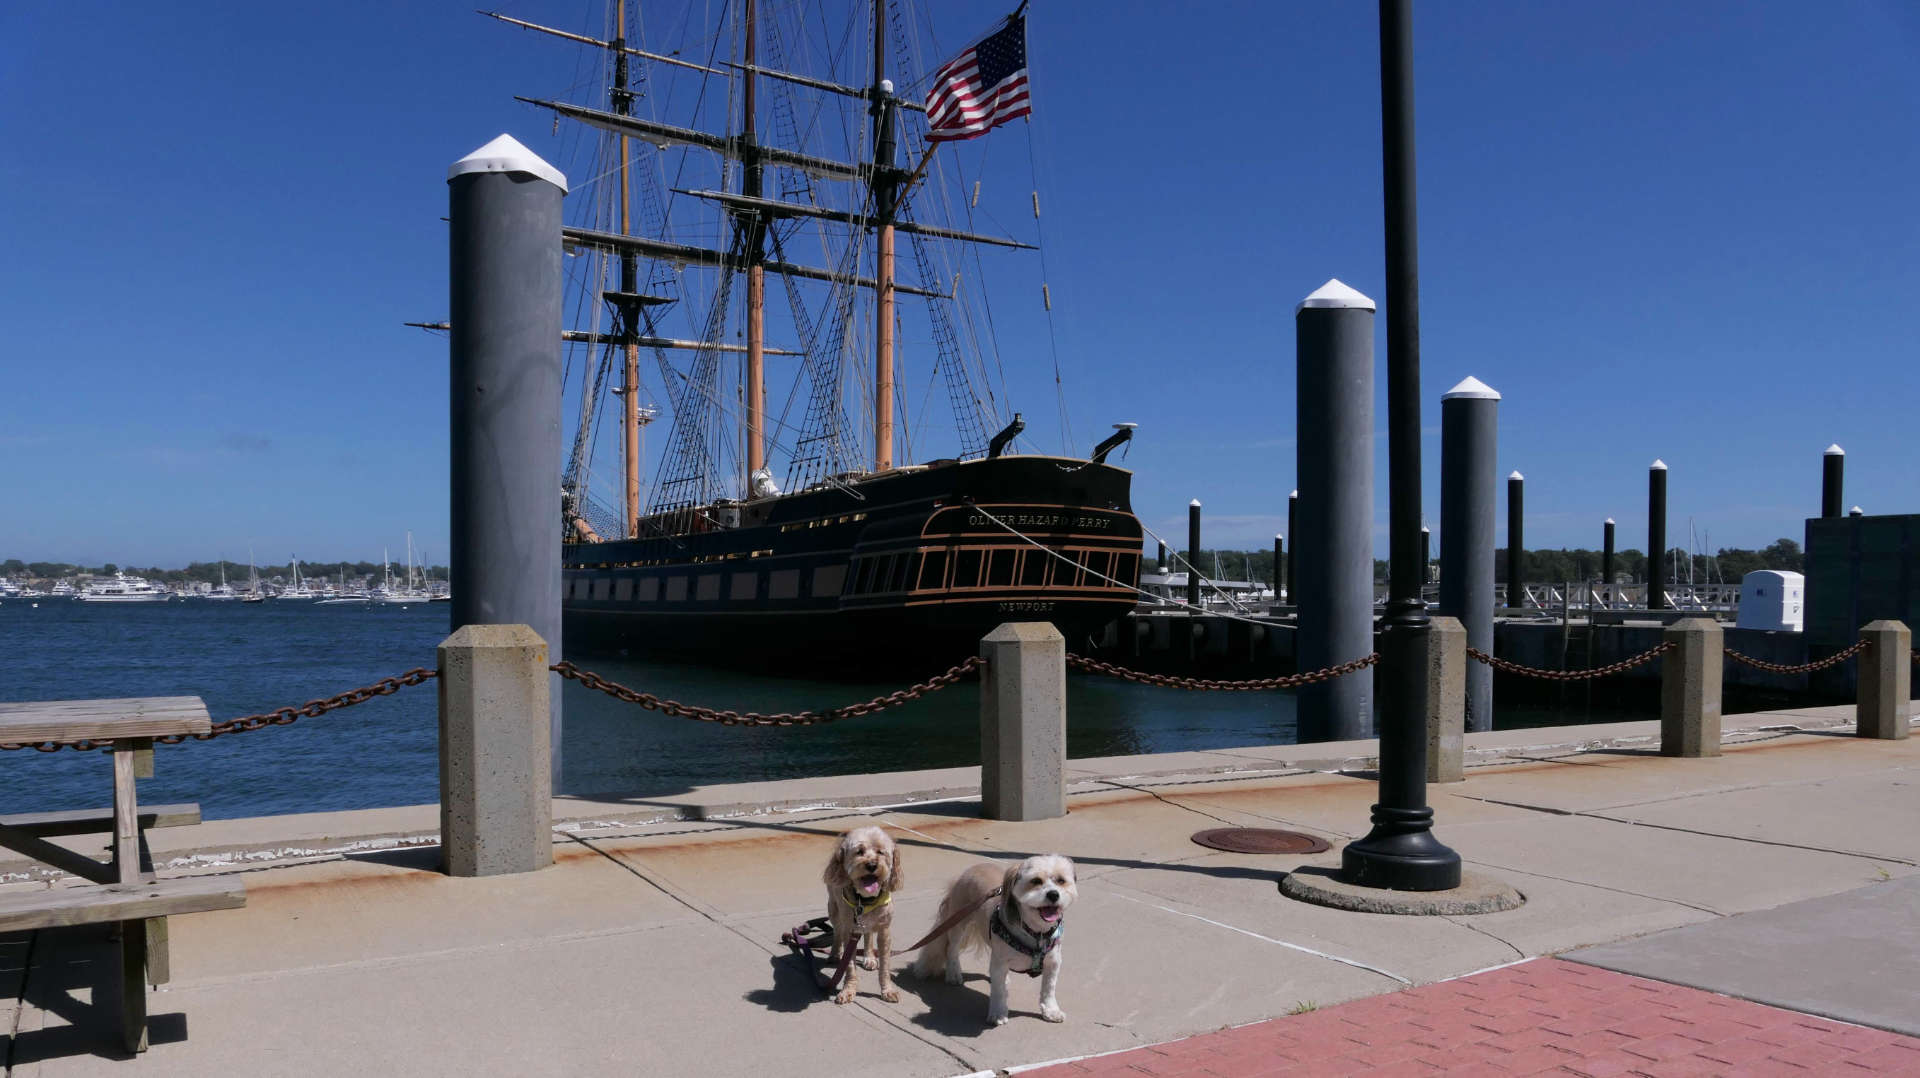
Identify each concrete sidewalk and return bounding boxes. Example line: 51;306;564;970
2;706;1915;1076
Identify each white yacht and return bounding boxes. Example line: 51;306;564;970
275;557;318;600
371;534;433;604
203;560;241;601
76;571;169;603
50;580;77;599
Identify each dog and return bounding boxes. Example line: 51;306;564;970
910;854;1076;1025
821;825;902;1004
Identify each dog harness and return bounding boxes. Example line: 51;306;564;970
990;895;1063;977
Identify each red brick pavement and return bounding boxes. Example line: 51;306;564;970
1020;958;1920;1077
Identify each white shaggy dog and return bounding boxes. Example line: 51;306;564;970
910;854;1076;1025
821;825;902;1004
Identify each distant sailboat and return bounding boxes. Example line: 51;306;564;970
241;548;266;602
204;559;240;601
371;533;432;605
275;556;318;600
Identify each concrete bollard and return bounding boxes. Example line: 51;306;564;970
1426;616;1466;783
979;622;1067;822
1660;618;1722;757
1856;620;1911;740
439;624;554;876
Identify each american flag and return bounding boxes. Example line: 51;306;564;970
923;12;1031;143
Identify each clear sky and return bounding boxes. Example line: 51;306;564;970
3;1;1915;569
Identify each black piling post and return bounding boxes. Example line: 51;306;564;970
1186;500;1202;608
1440;376;1498;734
1273;533;1284;600
1507;471;1524;611
1601;518;1616;609
1822;445;1845;519
1648;460;1668;610
1286;490;1298;604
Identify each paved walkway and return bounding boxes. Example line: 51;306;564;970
1022;958;1920;1077
2;705;1914;1076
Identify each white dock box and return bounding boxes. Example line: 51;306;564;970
1735;570;1803;632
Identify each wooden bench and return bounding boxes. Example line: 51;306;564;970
1;876;246;1053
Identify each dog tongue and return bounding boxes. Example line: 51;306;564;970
858;878;882;896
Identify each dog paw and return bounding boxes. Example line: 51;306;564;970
833;989;855;1005
1041;1005;1066;1023
943;968;964;986
858;956;877;971
988;1011;1010;1027
880;987;900;1003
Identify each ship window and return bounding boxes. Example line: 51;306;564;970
769;568;800;600
852;557;876;595
954;548;983;588
696;573;721;601
812;564;847;597
919;549;948;589
1020;550;1050;587
666;576;688;601
986;549;1016;587
615;578;633;602
571;578;590;600
592;578;611;601
1114;553;1140;586
729;571;757;600
638;577;660;602
1084;552;1112;582
890;554;916;593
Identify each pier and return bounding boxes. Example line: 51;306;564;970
4;703;1916;1075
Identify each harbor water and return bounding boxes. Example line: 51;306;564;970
0;601;1630;821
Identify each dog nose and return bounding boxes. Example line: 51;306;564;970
863;860;878;871
1045;889;1059;903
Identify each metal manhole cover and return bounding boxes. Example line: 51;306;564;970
1190;828;1331;855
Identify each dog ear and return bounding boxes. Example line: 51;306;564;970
886;837;902;893
1001;861;1023;900
823;835;851;890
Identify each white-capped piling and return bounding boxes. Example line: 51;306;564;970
1295;279;1376;741
1439;376;1499;733
448;134;567;780
1648;460;1669;610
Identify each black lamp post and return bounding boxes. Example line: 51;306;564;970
1340;0;1461;891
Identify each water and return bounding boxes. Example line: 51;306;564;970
0;601;1302;820
0;602;1632;821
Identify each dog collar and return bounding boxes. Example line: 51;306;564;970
991;895;1063;977
840;887;892;920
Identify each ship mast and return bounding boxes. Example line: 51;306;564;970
614;2;641;537
742;0;768;492
870;0;898;473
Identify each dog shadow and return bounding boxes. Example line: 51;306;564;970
895;970;1039;1038
743;951;835;1013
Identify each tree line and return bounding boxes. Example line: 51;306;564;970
3;559;450;584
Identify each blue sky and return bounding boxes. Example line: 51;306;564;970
2;1;1915;568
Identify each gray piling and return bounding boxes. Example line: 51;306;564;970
1506;471;1525;611
1186;499;1202;607
1295;279;1375;741
1419;525;1430;594
1647;460;1669;610
979;622;1067;821
1822;445;1845;519
1856;620;1911;740
1286;490;1298;604
1156;540;1167;573
1439;376;1499;733
1273;533;1284;600
438;624;553;876
1660;618;1722;757
1602;518;1616;609
448;134;567;780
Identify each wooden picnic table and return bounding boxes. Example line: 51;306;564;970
0;696;245;1053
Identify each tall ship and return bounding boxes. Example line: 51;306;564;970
441;1;1143;672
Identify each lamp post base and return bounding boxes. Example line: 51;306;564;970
1341;806;1462;891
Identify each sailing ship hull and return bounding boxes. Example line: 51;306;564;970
563;455;1142;675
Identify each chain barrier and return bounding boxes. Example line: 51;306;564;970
1064;652;1379;691
0;668;440;753
1466;642;1674;681
549;658;981;726
1723;638;1871;674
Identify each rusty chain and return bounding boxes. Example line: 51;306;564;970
1724;637;1872;674
0;668;439;753
1466;642;1674;681
1064;652;1380;691
549;657;981;726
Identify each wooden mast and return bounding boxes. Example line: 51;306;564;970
871;0;897;473
743;0;768;491
615;2;641;537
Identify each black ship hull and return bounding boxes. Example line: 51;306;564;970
563;455;1142;676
